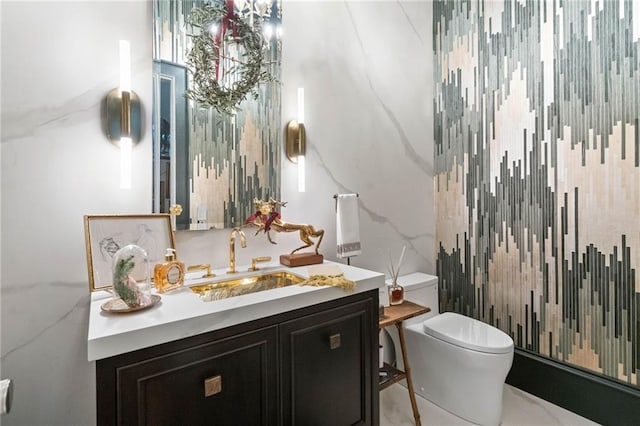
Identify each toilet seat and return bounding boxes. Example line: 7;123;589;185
423;312;513;354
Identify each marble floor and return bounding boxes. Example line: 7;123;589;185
380;383;600;426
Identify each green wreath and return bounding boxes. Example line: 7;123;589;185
185;3;272;114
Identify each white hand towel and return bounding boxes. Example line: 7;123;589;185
336;194;361;258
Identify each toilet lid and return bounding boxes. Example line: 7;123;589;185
422;312;514;354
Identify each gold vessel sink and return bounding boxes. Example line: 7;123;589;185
189;271;305;302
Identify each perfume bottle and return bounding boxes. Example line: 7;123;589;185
154;248;185;293
388;281;404;305
388;246;407;306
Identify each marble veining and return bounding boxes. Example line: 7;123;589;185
308;142;433;270
1;56;148;144
1;94;101;142
1;291;89;360
281;0;434;275
344;2;431;176
372;95;433;176
397;2;426;45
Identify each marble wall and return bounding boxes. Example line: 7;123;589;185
0;1;433;424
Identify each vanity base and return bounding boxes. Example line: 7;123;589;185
96;289;379;425
280;252;323;267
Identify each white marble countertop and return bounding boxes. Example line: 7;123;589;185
87;261;384;361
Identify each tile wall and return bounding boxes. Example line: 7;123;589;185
434;0;639;387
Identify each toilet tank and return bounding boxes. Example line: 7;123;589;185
381;272;439;368
386;272;439;320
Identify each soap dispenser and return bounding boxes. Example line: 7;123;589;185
153;248;185;293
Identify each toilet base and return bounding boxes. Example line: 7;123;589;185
404;322;513;426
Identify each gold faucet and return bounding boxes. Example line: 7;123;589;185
228;227;247;273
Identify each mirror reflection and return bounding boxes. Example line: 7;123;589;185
152;0;282;230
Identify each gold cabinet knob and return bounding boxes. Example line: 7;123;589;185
204;375;222;397
329;333;341;350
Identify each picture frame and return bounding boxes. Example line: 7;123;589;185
84;214;175;292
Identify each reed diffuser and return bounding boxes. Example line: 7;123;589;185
387;246;406;305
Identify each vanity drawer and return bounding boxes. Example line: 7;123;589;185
99;326;278;426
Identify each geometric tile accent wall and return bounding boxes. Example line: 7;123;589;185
434;0;639;387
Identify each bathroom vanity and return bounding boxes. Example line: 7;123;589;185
88;262;383;425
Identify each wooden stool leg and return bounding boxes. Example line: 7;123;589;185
396;322;421;426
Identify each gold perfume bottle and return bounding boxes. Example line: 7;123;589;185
154;248;185;293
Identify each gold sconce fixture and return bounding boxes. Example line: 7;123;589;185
286;88;306;192
285;120;305;161
101;40;142;189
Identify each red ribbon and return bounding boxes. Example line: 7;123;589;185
245;211;281;232
214;0;238;81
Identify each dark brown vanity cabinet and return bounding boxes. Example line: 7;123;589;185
96;290;378;426
280;299;376;425
97;325;278;425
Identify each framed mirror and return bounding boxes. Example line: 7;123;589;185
152;0;282;230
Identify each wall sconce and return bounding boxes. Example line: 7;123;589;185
286;87;306;192
101;40;142;189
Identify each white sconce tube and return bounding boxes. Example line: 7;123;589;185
119;40;131;92
297;155;305;193
297;87;305;124
120;137;132;189
119;40;132;189
285;88;306;192
102;40;141;188
296;87;305;192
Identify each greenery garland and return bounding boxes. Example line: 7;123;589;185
113;254;139;307
185;3;273;114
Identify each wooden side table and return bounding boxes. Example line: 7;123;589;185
379;300;430;426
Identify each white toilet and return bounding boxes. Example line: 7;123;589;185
383;273;514;426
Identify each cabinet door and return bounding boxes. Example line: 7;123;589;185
111;326;277;426
280;298;375;426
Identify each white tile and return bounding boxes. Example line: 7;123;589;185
381;383;599;426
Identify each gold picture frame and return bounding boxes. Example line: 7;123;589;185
84;214;175;292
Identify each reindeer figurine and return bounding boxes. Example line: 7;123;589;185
245;198;324;255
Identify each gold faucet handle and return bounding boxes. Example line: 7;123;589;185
248;256;272;272
187;264;215;278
